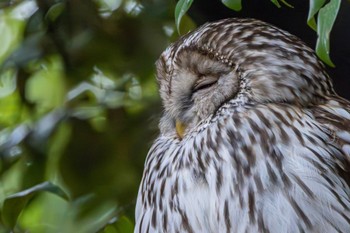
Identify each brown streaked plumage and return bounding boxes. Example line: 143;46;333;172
135;18;350;233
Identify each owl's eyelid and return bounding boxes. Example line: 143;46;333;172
193;76;218;92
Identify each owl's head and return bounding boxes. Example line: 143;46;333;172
156;18;334;139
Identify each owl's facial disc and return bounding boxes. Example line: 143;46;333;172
166;50;239;139
175;75;219;139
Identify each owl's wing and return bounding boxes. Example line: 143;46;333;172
313;95;350;185
211;101;350;233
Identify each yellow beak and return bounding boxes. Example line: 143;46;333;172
176;120;187;139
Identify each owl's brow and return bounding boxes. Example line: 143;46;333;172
165;43;239;97
187;45;237;69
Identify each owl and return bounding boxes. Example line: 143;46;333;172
134;18;350;233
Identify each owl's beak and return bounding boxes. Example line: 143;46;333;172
176;120;187;139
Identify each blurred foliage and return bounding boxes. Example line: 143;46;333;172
176;0;342;66
0;0;197;232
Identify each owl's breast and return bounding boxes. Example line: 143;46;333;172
135;104;350;233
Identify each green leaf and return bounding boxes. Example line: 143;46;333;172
25;56;66;113
316;0;340;67
221;0;242;11
280;0;294;8
176;13;196;36
270;0;293;8
271;0;281;8
175;0;194;34
0;69;16;98
102;216;133;233
0;10;25;64
1;32;46;70
1;181;69;229
45;2;65;22
115;216;134;233
307;0;326;31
